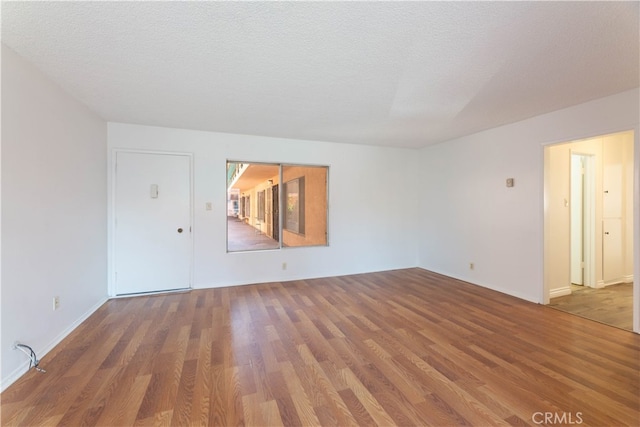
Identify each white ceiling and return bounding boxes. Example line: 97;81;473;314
2;1;638;148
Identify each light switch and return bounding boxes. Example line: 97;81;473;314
205;202;212;211
150;184;159;198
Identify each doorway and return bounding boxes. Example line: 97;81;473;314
544;130;635;330
113;151;192;295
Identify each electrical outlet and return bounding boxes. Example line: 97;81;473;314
12;341;19;350
282;262;287;270
469;263;475;270
205;202;212;211
53;296;60;311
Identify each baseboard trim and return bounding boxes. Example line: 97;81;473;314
111;287;190;298
602;277;634;287
415;266;538;303
0;297;108;393
549;286;572;298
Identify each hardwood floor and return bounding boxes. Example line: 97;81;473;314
549;283;633;331
2;268;639;426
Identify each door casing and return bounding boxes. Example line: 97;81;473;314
570;152;596;288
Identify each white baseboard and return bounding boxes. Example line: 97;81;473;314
415;266;539;303
0;297;108;393
603;277;634;287
549;286;572;298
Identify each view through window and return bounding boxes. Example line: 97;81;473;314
226;162;328;252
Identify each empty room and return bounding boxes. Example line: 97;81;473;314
1;1;639;426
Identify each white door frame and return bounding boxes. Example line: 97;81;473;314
634;126;640;333
108;149;194;297
570;151;596;288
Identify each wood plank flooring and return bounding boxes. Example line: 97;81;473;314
2;268;639;426
549;283;633;330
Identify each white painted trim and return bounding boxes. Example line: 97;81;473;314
417;267;539;304
584;153;597;288
603;278;631;287
570;151;596;288
541;146;550;304
109;149;194;297
623;274;634;283
0;297;108;393
549;286;572;298
110;288;191;299
633;126;640;334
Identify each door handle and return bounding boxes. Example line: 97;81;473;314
177;228;183;233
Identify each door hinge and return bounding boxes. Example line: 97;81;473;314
580;261;585;269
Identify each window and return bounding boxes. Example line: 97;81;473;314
226;161;328;252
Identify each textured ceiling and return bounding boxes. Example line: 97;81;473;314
2;1;639;148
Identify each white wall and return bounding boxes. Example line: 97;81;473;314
1;45;108;389
108;123;419;292
418;89;640;311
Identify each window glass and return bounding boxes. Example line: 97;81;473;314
227;162;279;252
282;165;327;247
227;161;328;252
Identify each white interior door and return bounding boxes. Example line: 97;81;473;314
114;151;191;295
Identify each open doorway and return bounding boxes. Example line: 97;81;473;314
544;130;635;331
